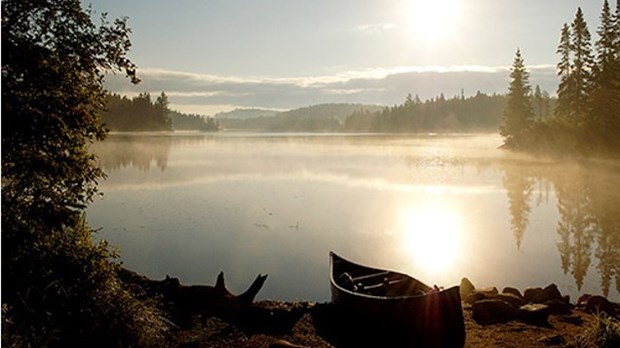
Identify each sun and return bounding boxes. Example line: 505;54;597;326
399;202;464;275
406;0;461;42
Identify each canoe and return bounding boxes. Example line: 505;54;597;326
329;251;465;347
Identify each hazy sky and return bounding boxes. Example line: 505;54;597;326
86;0;607;115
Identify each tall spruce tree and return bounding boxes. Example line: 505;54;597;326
569;7;594;127
590;0;620;145
555;23;573;122
500;48;535;148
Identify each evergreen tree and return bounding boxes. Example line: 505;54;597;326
155;91;172;130
533;85;544;119
569;7;594;127
584;0;620;151
555;23;573;121
500;48;535;148
590;0;620;144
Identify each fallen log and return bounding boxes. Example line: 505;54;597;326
118;268;268;326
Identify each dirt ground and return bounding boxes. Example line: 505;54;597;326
172;301;600;348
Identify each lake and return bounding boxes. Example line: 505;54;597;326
87;132;620;302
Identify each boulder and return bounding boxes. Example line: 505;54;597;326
501;287;523;299
584;295;616;317
472;299;517;325
496;293;526;308
479;286;499;296
524;284;563;304
459;277;475;299
577;294;593;307
464;291;489;305
523;287;544;303
464;287;498;305
541;284;563;302
544;299;572;315
517;304;550;326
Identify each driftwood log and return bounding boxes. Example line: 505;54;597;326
118;268;268;326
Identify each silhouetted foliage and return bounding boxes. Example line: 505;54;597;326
500;49;535;148
169;110;219;131
345;92;506;133
502;2;620;155
1;0;167;346
589;0;620;149
102;92;172;131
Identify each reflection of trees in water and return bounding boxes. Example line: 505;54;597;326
553;169;595;291
587;169;620;296
501;161;620;297
93;135;172;171
502;168;534;250
92;134;218;172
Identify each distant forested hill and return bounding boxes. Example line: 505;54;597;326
217;103;384;131
214;108;281;120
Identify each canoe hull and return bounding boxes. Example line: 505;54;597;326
330;252;465;347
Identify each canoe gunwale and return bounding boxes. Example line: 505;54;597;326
330;251;454;301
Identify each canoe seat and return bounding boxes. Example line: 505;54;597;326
360;277;405;295
338;272;358;291
350;271;390;284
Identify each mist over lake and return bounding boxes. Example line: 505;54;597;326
87;132;620;302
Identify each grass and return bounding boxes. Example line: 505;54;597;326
575;313;620;348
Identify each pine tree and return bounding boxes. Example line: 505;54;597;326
500;48;535;148
569;7;594;127
555;23;573;121
590;0;620;144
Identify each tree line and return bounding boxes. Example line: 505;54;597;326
219;97;524;133
103;92;219;132
344;91;517;132
501;1;620;155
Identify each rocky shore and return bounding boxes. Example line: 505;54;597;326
120;270;620;347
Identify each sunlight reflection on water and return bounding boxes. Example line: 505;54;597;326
399;200;464;277
88;133;620;302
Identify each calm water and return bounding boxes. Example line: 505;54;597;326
88;132;620;302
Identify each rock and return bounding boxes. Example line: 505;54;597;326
541;284;563;302
464;287;498;305
459;277;475;299
577;294;593;307
496;293;526;308
523;287;544;303
472;299;517;325
524;284;563;304
539;334;565;346
517;304;550;326
544;299;572;315
585;295;616;317
502;287;523;299
464;291;490;305
479;286;499;296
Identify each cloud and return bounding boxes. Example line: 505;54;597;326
104;64;558;115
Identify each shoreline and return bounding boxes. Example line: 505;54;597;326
121;269;620;347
